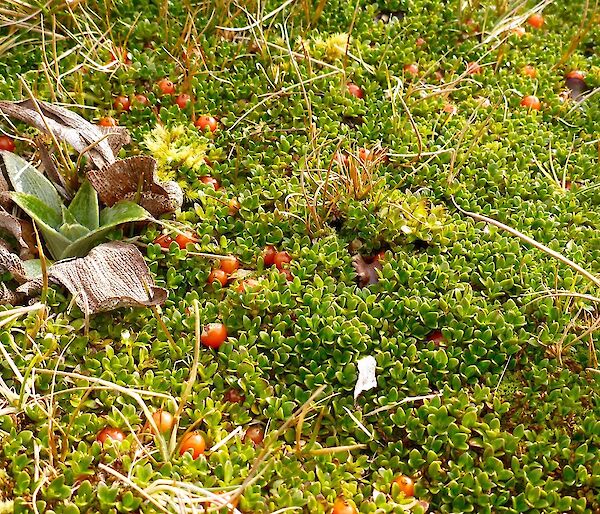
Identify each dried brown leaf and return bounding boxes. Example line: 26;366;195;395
0;209;36;259
0;282;24;305
352;254;383;287
19;241;166;316
87;156;183;216
0;99;117;169
0;240;28;283
0;169;9;209
97;125;132;156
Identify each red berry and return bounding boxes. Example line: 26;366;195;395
98;116;117;127
393;475;415;497
415;37;426;47
224;388;245;403
527;13;544;29
200;323;228;349
208;268;229;286
273;251;292;270
263;245;277;266
403;63;419;76
219;256;239;274
200;176;220;190
175;94;191;109
154;234;174;249
134;94;149;106
175;232;196;249
96;427;125;444
237;278;260;292
157;78;175;95
151;410;175;434
244;426;264;445
332;497;358;514
520;95;541;110
427;329;446;346
195;115;218;132
0;136;16;152
228;197;241;215
566;70;585;80
280;269;294;281
443;103;457;114
346;83;364;99
179;432;206;458
522;65;537;78
113;96;131;111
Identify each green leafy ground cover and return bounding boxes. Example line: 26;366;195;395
1;0;600;512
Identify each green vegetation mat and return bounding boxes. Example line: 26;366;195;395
1;0;599;512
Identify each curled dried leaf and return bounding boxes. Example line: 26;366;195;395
0;99;117;169
87;156;183;216
19;241;166;316
97;125;131;156
0;240;28;283
0;282;25;305
0;209;37;259
352;253;383;287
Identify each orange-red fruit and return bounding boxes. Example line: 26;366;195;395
97;427;125;444
527;13;544;29
175;232;196;249
566;70;585;80
134;94;149;106
466;62;481;75
237;278;260;292
175;94;191;109
520;95;541;110
151;410;175;433
98;116;117;127
403;63;419;76
346;83;364;99
522;65;537;78
195;115;218;132
113;96;131;111
157;78;175;95
274;251;292;270
179;432;206;459
228;197;241;215
427;329;446;345
280;269;294;281
224;388;245;403
201;323;228;349
208;268;229;287
0;136;16;152
358;147;371;162
200;175;220;190
332;497;358;514
263;245;277;266
394;475;415;497
443;103;457;115
219;256;239;274
154;234;174;249
245;426;264;445
415;37;426;48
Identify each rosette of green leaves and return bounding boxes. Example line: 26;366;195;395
1;151;149;260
